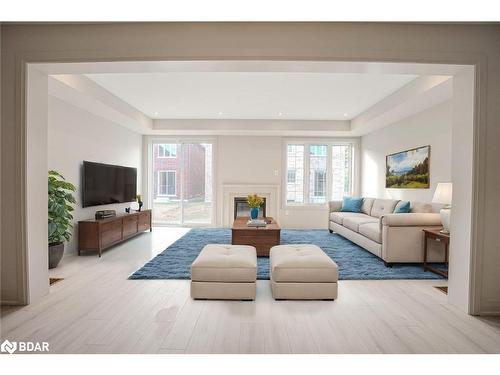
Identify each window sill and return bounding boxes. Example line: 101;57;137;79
283;204;329;210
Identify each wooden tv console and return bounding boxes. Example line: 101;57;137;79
78;209;152;257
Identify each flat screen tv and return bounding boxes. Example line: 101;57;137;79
82;161;137;207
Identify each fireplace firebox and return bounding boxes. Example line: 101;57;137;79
234;197;266;219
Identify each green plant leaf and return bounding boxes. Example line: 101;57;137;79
48;170;76;245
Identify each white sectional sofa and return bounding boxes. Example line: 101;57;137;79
328;198;445;265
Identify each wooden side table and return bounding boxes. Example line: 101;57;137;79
422;228;450;277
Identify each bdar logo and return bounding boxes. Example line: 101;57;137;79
1;340;17;354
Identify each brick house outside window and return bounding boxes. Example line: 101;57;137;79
152;144;206;201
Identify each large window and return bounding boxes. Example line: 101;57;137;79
152;142;213;225
309;144;327;203
285;141;353;205
286;145;304;203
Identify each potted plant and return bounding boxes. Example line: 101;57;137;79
48;170;76;269
247;194;264;220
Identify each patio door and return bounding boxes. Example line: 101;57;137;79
151;141;213;225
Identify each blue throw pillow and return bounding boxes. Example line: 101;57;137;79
394;201;411;213
341;197;364;213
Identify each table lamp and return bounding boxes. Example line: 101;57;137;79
432;182;453;234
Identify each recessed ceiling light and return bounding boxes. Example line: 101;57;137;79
343;113;348;117
154;111;159;116
278;112;283;117
218;111;223;115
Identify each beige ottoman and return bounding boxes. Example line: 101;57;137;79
270;244;338;300
191;244;257;300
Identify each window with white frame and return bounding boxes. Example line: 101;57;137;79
309;144;328;203
331;144;353;200
285;141;353;205
158;170;176;196
313;170;326;196
286;145;304;203
158;144;177;158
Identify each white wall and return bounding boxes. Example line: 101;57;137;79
361;101;452;202
215;135;359;229
217;136;282;187
48;95;143;255
26;66;49;303
146;135;357;229
145;135;335;229
448;69;474;313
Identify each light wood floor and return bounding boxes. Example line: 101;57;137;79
1;227;499;354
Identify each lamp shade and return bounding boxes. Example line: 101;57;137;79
432;182;453;205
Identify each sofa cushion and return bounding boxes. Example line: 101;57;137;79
341;196;363;212
270;244;338;283
343;215;379;232
394;201;411;213
370;199;400;218
330;212;368;225
361;198;375;215
358;222;382;243
410;201;433;213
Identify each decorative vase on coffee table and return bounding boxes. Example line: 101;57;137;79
250;207;259;220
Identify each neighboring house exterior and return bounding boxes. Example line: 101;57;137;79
153;143;206;200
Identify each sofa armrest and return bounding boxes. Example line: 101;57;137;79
329;200;343;213
381;213;442;227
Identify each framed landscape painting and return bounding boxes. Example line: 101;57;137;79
386;145;430;188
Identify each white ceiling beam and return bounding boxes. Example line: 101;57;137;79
350;75;453;136
152;119;351;137
48;74;152;133
35;60;468;76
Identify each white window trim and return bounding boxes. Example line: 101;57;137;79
157;170;177;197
157;144;177;159
282;138;359;209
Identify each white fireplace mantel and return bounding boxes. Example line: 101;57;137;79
219;183;280;227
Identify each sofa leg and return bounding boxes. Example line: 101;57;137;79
384;261;393;268
329;229;333;233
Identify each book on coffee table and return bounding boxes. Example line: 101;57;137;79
247;219;267;227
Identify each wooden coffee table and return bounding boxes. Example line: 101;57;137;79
231;217;281;257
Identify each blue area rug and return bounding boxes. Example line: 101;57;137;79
129;228;446;280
